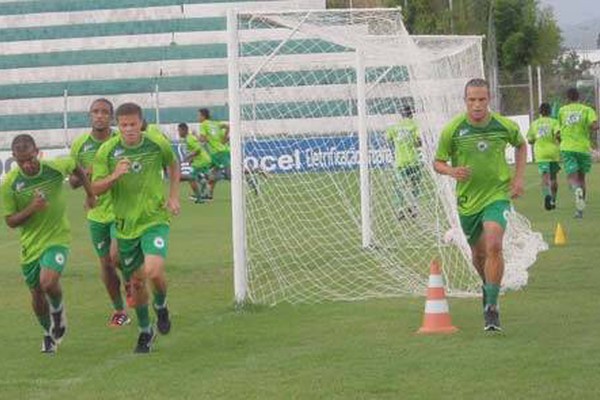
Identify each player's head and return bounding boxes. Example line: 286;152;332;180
116;103;144;146
539;102;551;117
464;78;490;123
566;87;579;102
401;105;413;119
11;134;40;176
198;108;210;122
89;98;113;133
177;122;189;138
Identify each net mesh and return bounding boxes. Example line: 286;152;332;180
233;9;546;305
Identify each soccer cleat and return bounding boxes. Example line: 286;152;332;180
155;306;171;335
574;210;584;219
41;335;57;354
574;187;585;212
134;329;156;354
483;305;502;332
109;311;131;327
544;194;553;211
550;197;557;210
50;307;67;344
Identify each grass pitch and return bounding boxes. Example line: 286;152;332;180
1;164;599;399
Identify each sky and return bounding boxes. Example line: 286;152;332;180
539;0;600;27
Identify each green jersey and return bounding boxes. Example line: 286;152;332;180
436;113;524;215
92;133;176;239
70;131;116;223
527;117;560;162
558;103;598;153
1;158;76;263
185;135;212;168
386;119;421;168
199;120;228;154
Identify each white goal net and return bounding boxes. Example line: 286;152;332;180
227;8;546;305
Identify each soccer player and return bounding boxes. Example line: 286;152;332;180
527;103;561;211
70;98;130;326
557;88;598;218
198;108;230;199
386;105;422;219
177;122;212;203
433;78;526;331
92;102;180;353
1;134;96;353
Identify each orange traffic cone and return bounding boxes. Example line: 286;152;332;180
417;260;458;334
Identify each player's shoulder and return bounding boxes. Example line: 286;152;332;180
491;112;520;132
1;167;20;189
97;135;121;155
441;113;468;135
70;132;91;151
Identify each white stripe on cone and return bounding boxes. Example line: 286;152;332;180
427;274;444;288
424;299;449;314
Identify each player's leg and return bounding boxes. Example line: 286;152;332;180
141;225;171;335
118;237;155;353
549;162;560;209
38;246;69;343
90;221;129;326
480;201;510;331
23;260;55;353
461;211;486;307
538;162;553;210
562;151;585;217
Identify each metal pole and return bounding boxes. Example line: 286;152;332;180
63;89;69;148
228;9;248;304
528;65;534;122
356;49;372;249
449;0;454;34
536;65;543;108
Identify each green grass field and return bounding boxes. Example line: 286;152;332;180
1;164;599;399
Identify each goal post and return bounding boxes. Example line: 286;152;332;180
228;8;547;305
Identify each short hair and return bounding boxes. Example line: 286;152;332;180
566;88;579;102
539;102;551;116
178;122;189;130
90;98;114;114
116;102;143;120
464;78;490;97
198;108;210;119
401;105;413;118
11;134;37;152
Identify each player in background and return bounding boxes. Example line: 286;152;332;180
177;123;213;203
434;78;526;332
527;103;561;211
386;105;422;219
70;98;130;326
92;103;180;353
557;88;598;218
1;135;96;353
198;108;230;199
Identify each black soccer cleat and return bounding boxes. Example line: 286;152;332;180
155;306;171;335
41;335;57;354
134;329;156;354
544;194;553;211
483;305;502;332
50;307;67;344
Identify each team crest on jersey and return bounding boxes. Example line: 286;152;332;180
477;141;489;152
153;237;165;249
131;161;143;173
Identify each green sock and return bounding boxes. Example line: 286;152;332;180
37;314;51;333
542;185;551;197
135;304;151;332
484;283;500;308
47;294;63;313
153;291;167;309
112;295;124;312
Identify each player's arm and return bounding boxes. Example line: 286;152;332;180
433;124;470;181
221;122;230;144
72;164;97;209
166;159;181;215
5;190;47;228
510;138;527;199
92;159;130;196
